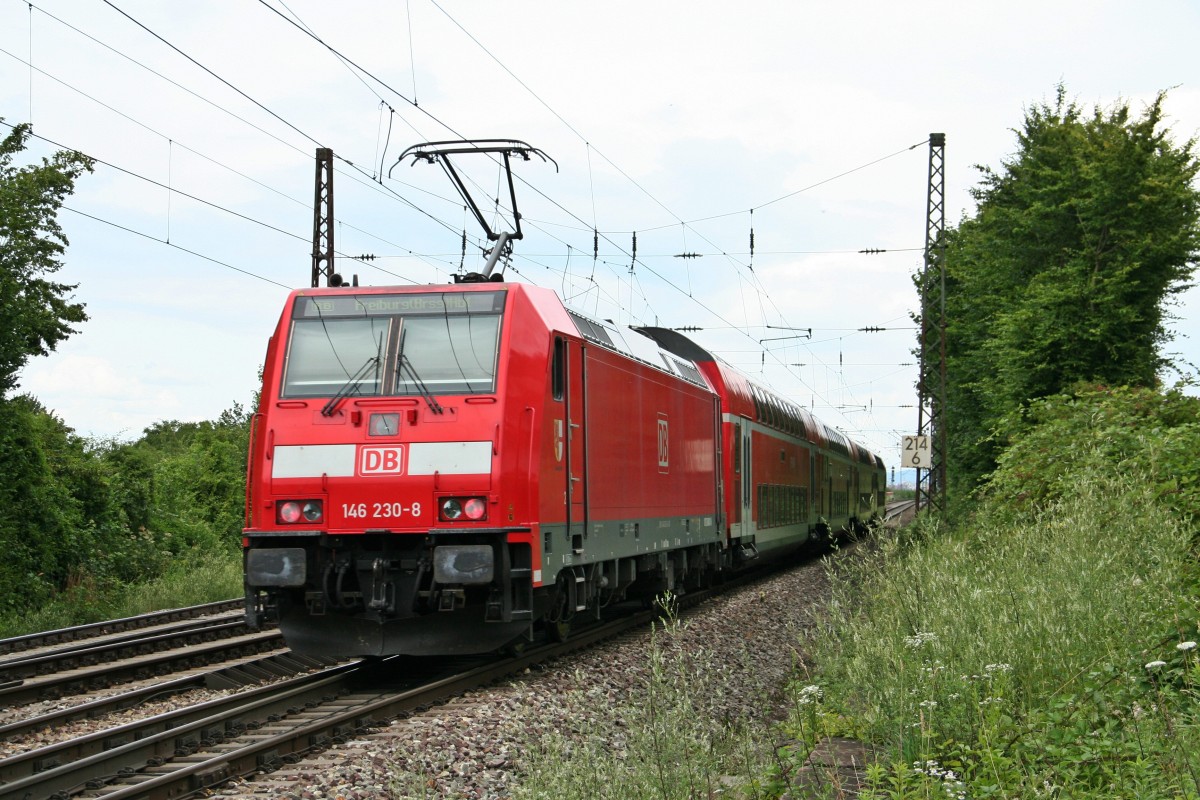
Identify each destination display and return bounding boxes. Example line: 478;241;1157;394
294;291;505;319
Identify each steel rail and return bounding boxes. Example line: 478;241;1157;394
0;600;242;656
0;651;339;743
0;629;284;708
0;616;248;682
0;611;657;800
0;661;366;799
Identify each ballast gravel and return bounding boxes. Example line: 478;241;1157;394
1;542;871;799
210;547;848;800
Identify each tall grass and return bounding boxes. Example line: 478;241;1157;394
511;615;772;800
0;552;242;638
792;473;1200;797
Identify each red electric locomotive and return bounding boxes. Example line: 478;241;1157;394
242;280;885;657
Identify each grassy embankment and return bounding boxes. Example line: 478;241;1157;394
513;387;1200;798
790;476;1200;798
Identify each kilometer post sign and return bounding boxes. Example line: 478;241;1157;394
901;435;931;469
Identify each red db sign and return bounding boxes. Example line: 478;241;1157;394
359;446;404;475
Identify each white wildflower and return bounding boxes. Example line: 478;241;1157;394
904;631;938;649
1176;641;1197;652
795;684;823;705
1145;660;1167;670
913;760;966;799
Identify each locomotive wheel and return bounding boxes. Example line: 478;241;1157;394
548;617;571;642
501;635;529;656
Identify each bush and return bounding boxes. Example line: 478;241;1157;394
985;383;1200;524
792;445;1200;796
0;398;250;630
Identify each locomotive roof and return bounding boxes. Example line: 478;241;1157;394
562;307;710;389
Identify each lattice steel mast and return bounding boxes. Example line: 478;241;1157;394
311;147;335;288
915;133;947;513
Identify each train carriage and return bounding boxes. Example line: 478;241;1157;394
243;281;885;657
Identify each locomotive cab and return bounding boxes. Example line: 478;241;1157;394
243;285;544;656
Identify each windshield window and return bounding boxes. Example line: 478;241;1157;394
282;318;388;398
397;315;501;395
280;291;504;399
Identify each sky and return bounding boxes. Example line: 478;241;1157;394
3;1;1200;478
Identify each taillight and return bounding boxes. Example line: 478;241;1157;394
277;500;323;524
439;496;487;522
463;497;487;520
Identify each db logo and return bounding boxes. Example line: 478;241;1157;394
657;415;669;472
359;446;404;475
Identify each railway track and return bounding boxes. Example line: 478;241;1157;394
884;498;916;522
0;622;284;708
0;610;655;800
0;601;272;707
1;512;913;799
0;651;340;743
0;600;244;657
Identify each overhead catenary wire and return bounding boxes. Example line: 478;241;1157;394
9;5;470;245
64;205;293;289
16;2;927;457
90;0;469;242
246;0;918;446
0;119;442;283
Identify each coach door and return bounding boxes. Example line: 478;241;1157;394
730;420;748;538
809;452;817;525
739;423;752;536
564;338;587;552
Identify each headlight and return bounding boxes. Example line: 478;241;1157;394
440;498;463;520
277;500;322;524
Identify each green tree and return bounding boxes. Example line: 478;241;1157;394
0;397;75;612
938;87;1200;495
0;121;94;396
983;383;1200;524
145;404;250;553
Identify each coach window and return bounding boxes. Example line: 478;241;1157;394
732;421;742;477
552;337;566;401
